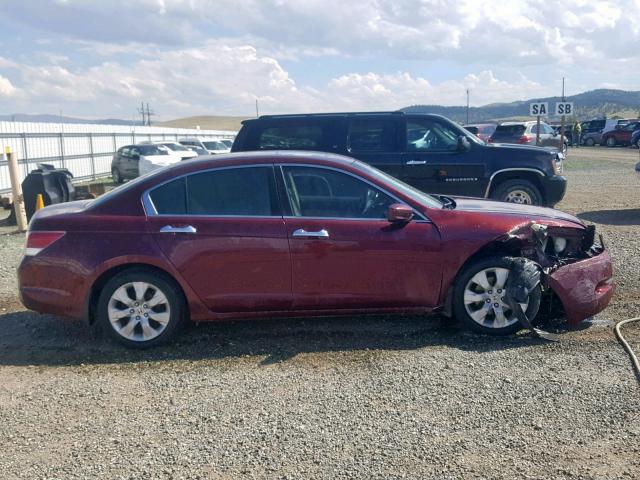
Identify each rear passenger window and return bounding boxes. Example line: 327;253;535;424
348;118;397;152
186;167;278;216
257;125;323;150
148;167;278;216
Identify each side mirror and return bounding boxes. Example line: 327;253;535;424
387;203;414;223
458;135;471;152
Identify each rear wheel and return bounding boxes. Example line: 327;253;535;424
97;269;185;348
453;256;542;335
491;179;542;206
606;136;617;147
585;137;595;147
112;168;123;184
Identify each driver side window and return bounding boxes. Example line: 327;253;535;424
406;119;459;152
281;166;395;219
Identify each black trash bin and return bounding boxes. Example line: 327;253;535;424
22;163;75;220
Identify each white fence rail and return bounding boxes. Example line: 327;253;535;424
0;121;237;193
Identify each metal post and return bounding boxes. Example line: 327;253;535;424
536;115;541;146
88;133;96;180
59;132;66;169
466;89;470;124
112;133;117;155
6;147;28;231
21;132;30;173
560;77;566;151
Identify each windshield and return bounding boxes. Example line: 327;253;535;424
352;160;443;209
203;141;227;150
161;142;189;151
137;145;168;155
493;125;526;137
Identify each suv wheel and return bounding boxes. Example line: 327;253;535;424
491;179;542;206
97;269;185;348
585;137;595;147
112;168;123;184
453;256;542;335
606;137;617;147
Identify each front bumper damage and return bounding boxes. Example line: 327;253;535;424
499;222;614;326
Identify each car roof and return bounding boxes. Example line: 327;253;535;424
242;111;455;125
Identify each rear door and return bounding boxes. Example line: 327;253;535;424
145;165;292;313
401;116;486;196
345;115;404;180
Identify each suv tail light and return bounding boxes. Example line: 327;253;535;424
25;231;65;256
516;135;532;144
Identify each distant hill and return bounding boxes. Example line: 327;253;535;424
158;116;250;131
402;89;640;123
0;113;141;126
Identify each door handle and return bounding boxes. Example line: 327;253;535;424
406;160;426;165
292;228;329;239
160;225;197;234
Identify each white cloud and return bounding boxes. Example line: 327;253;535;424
0;75;17;96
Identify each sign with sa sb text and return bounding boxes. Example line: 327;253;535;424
529;102;549;116
555;102;574;116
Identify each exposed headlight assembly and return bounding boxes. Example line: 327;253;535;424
552;237;567;253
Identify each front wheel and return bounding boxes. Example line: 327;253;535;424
585;137;595;147
490;179;542;206
453;256;542;335
606;137;617;147
97;269;185;348
112;168;123;184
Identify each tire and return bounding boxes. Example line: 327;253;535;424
453;256;542;335
561;142;568;154
112;168;123;184
605;136;617;147
585;137;595;147
490;179;542;206
635;138;640;149
97;268;185;348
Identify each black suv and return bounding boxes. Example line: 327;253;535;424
231;112;566;206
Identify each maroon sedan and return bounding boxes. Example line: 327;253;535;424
18;151;614;347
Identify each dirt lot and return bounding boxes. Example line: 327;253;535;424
1;147;639;479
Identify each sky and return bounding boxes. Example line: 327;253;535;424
0;0;639;120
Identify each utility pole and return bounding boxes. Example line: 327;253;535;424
255;98;259;117
560;77;566;152
145;103;154;126
137;101;146;126
466;89;470;124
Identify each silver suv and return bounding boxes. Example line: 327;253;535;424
489;121;567;153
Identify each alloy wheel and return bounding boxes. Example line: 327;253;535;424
505;189;533;204
107;281;171;342
463;267;528;329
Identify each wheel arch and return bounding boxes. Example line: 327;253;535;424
486;169;545;199
85;263;190;325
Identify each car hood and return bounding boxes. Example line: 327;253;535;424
451;197;583;225
486;142;558;154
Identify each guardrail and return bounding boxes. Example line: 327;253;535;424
0;121;236;194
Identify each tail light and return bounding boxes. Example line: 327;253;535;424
25;231;65;256
516;135;532;144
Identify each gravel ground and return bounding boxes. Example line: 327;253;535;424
1;147;639;479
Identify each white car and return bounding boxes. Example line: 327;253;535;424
111;144;183;182
202;140;231;154
152;141;198;160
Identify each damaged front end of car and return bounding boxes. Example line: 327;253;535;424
497;221;614;327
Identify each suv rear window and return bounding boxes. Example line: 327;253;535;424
257;125;323;150
493;125;526;136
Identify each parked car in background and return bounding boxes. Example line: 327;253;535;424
111;144;181;183
463;123;497;142
202;140;231;154
220;139;234;149
178;138;210;155
630;129;640;148
602;120;640;147
489;121;568;154
18;150;613;347
580;119;628;146
142;141;199;160
232;112;566;207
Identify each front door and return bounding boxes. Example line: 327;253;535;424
401;116;486;197
278;165;442;310
146;165;292;313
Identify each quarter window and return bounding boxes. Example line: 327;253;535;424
257;125;323;150
282;166;395;219
148;167;279;216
